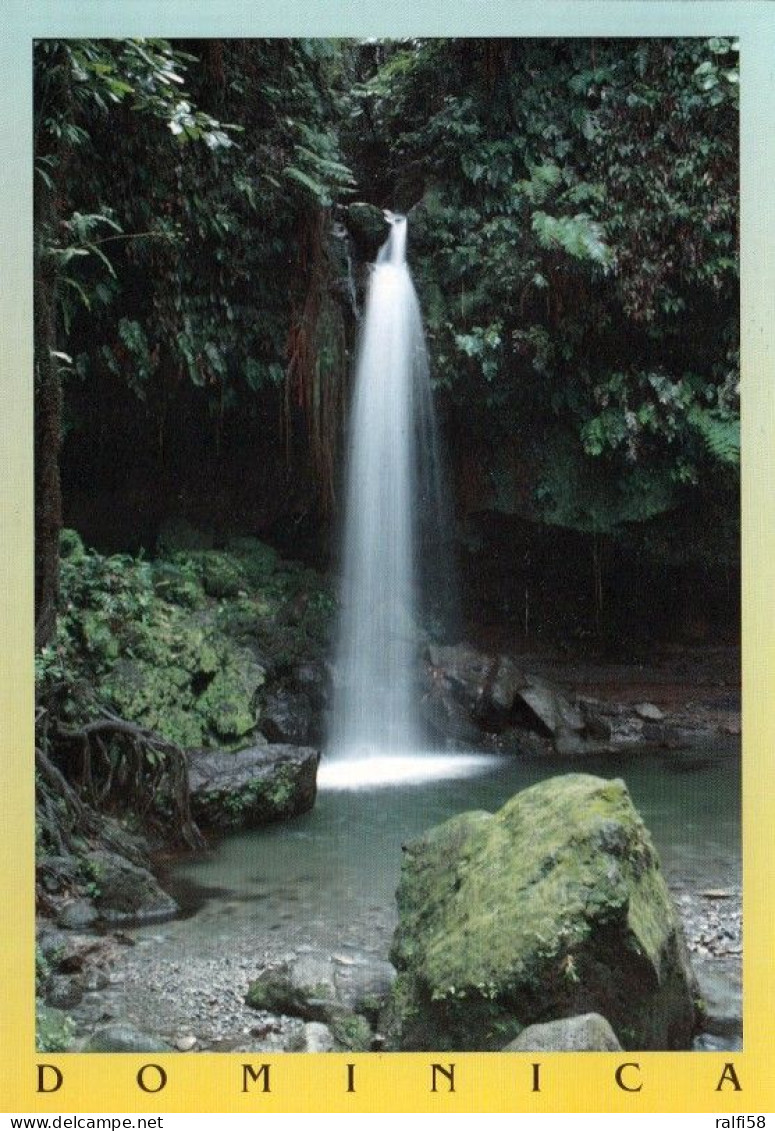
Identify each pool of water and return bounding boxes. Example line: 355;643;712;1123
148;736;741;965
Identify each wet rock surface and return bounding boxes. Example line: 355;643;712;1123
384;774;698;1051
503;1012;623;1052
261;689;316;746
423;641;740;757
187;743;320;829
85;850;179;923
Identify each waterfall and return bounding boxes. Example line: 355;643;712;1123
328;214;450;763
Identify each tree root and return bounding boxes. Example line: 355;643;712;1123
37;709;204;852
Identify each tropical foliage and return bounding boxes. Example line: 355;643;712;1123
346;37;739;532
34;36;739;614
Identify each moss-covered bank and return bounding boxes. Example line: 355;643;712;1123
36;529;335;753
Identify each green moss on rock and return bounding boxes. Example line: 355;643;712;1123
330;1013;373;1052
188;745;319;829
226;536;278;584
386;774;697;1051
181;550;249;598
46;534;265;750
43;531;331;754
151;559;205;608
245;962;334;1021
36;1003;75;1052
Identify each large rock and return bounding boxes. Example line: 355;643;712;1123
516;677;585;745
427;643;502;715
84;1024;173;1053
261;689;315;746
245;954;385;1050
188;744;319;829
503;1013;622;1052
426;643;588;752
246;956;338;1022
84;850;178;923
386;774;697;1051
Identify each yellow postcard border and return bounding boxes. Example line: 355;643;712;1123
1;0;772;1114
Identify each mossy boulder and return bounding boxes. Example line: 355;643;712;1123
246;957;337;1022
83;850;178;923
188;743;319;829
46;536;266;750
104;622;263;749
385;774;697;1051
44;533;332;766
245;956;375;1050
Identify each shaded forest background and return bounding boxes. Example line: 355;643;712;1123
34;37;740;649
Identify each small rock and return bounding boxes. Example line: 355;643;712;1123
81;968;110;992
57;900;98;931
297;1022;336;1053
635;702;665;721
330;1013;373;1052
47;975;83;1010
503;1013;623;1052
175;1035;197;1051
84;1024;173;1053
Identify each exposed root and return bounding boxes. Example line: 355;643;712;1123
37;707;204;854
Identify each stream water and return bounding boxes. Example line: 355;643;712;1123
124;735;741;1050
158;738;740;946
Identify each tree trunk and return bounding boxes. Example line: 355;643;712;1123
34;47;71;650
34;245;63;650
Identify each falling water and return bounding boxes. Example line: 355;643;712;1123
327;214;454;774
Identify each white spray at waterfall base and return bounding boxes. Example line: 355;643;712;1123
325;215;488;787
